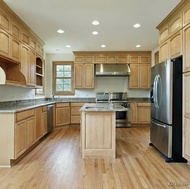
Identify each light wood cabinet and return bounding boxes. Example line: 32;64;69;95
74;56;94;63
81;111;116;158
55;103;70;126
129;63;150;89
0;1;45;87
131;102;150;124
11;37;20;62
70;102;84;124
183;72;190;162
159;24;169;44
74;64;94;89
42;106;47;136
137;103;151;124
35;107;44;140
0;12;10;32
95;55;107;63
183;23;190;72
26;117;35;148
15;109;35;158
36;57;44;87
15;120;26;158
0;29;10;58
159;40;169;62
183;2;190;27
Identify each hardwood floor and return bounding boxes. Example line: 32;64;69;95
0;125;190;189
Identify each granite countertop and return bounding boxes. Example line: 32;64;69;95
80;103;130;112
0;97;150;113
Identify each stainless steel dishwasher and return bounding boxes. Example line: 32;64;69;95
47;104;54;133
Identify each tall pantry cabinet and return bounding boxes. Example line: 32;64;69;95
157;1;190;163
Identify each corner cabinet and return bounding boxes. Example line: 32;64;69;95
55;103;70;126
74;64;94;89
131;102;150;124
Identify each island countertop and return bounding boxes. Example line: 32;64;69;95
80;103;130;112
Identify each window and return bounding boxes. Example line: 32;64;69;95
53;61;74;95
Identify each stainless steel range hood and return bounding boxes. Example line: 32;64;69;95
95;64;131;77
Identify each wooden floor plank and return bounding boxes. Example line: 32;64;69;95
0;125;190;189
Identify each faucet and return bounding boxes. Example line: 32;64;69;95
52;94;55;100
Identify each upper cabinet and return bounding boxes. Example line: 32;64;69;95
157;1;190;63
73;51;151;90
0;2;45;87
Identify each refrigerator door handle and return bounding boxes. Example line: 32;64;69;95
152;119;166;128
153;75;159;108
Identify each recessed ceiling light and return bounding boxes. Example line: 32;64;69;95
92;31;98;35
92;20;99;25
101;45;106;48
133;23;141;28
136;45;141;48
66;45;71;48
57;29;64;33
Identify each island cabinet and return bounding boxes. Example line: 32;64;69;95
131;102;150;124
80;111;116;158
74;64;94;89
70;102;84;124
55;103;70;126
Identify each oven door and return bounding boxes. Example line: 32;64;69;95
116;109;131;127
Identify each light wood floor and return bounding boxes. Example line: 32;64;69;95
0;126;190;189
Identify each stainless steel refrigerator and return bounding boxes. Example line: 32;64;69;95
150;57;187;162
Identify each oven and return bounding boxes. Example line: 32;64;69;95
96;92;132;127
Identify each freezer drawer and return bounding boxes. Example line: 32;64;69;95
150;119;172;158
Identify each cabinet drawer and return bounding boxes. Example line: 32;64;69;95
42;106;47;112
71;102;84;107
56;103;70;108
71;115;80;124
16;109;34;122
71;106;81;115
137;103;150;107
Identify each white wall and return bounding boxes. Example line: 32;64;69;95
0;85;35;101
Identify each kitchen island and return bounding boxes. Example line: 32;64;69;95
80;103;129;159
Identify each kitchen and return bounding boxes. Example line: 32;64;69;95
1;0;190;188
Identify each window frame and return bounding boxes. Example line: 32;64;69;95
52;61;74;95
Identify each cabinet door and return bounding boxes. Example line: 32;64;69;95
0;13;10;32
15;120;26;158
0;29;10;58
129;64;139;88
26;116;35;148
183;2;190;27
131;102;137;124
35;107;43;140
129;56;139;63
137;103;151;124
159;40;169;62
84;64;94;88
11;37;20;62
21;44;30;83
159;24;169;44
56;106;70;126
139;64;150;89
74;64;83;88
42;111;47;136
183;24;190;72
169;30;182;59
183;72;190;161
29;50;36;85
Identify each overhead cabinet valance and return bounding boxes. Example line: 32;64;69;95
73;51;151;64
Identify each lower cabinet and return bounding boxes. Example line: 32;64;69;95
131;102;151;124
55;103;70;126
15;109;35;158
35;106;47;140
70;102;84;124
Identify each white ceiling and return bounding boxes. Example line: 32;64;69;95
4;0;181;54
